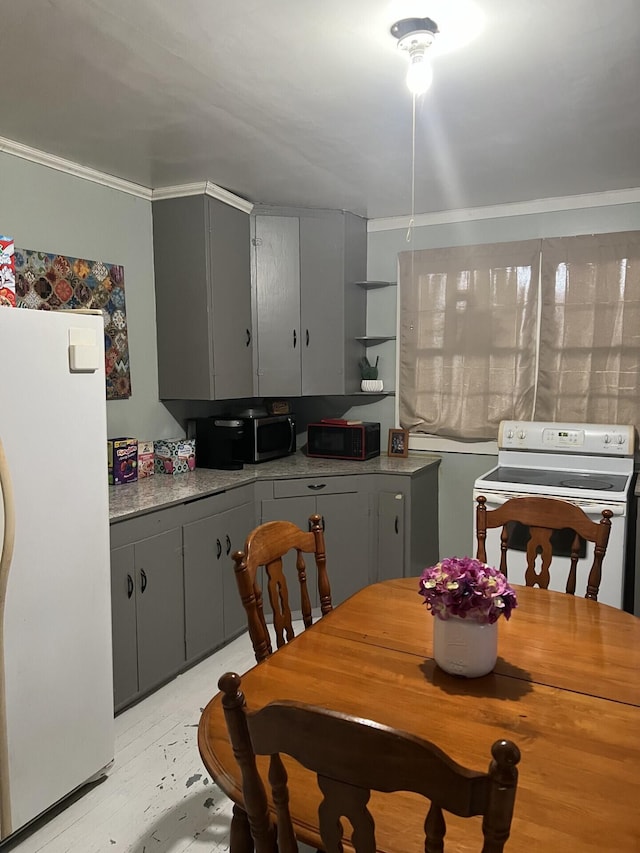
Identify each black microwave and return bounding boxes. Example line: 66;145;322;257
194;414;296;468
238;414;296;463
307;421;380;461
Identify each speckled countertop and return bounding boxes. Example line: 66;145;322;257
109;451;440;522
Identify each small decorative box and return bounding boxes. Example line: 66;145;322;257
137;440;155;478
154;438;196;475
108;437;138;485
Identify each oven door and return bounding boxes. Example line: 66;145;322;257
472;487;627;610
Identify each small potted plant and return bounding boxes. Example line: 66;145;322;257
418;556;518;677
359;355;383;392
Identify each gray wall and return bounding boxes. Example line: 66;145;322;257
0;153;181;442
363;200;640;558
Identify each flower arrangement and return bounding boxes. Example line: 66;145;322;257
419;556;518;625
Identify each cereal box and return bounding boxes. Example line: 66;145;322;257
108;437;138;485
154;438;196;475
137;440;155;478
0;236;16;307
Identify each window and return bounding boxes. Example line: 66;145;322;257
399;240;541;439
399;231;640;439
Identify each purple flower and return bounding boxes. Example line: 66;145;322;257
418;556;518;624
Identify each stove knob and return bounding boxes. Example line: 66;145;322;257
604;434;611;444
507;429;514;439
517;430;526;440
617;434;626;445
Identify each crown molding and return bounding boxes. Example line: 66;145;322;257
151;181;253;213
0;136;253;211
367;187;640;232
0;135;152;200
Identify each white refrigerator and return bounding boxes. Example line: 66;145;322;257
0;307;114;840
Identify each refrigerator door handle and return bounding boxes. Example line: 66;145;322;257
0;437;16;836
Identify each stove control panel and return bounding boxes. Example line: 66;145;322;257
498;421;635;455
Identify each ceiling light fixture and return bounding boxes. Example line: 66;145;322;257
391;16;439;95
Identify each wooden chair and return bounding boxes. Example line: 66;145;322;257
475;495;613;600
218;671;521;853
232;514;333;663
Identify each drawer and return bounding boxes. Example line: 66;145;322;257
273;476;361;499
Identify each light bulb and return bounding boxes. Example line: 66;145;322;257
406;55;433;95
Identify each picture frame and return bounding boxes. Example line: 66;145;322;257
387;428;409;458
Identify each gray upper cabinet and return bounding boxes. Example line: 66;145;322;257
252;209;367;397
153;194;253;400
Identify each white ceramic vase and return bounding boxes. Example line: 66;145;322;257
361;379;384;392
433;615;498;678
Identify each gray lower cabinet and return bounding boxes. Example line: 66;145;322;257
258;475;371;606
377;490;406;581
110;486;256;712
109;465;439;710
183;488;256;663
153;194;253;400
371;467;440;581
110;510;185;711
252;209;367;397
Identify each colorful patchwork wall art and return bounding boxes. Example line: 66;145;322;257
14;248;131;400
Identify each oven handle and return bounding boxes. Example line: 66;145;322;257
474;491;626;517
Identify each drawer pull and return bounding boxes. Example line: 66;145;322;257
226;534;232;555
127;573;134;599
395;516;399;535
307;483;326;491
216;538;222;559
140;568;147;594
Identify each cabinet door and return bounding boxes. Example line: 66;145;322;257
135;528;185;694
153;195;252;400
153;196;213;399
377;491;406;581
207;197;253;399
299;214;345;395
183;515;225;663
220;501;257;639
318;492;370;605
254;215;301;396
110;544;139;710
261;496;318;608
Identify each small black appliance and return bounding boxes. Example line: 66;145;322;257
195;417;245;470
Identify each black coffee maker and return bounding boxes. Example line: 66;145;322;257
194;417;244;470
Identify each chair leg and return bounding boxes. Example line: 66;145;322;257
230;802;255;853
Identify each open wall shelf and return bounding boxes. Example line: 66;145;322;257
354;280;397;289
355;335;396;345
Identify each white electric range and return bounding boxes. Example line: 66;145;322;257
473;421;636;610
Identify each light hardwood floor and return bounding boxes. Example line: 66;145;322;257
4;623;313;853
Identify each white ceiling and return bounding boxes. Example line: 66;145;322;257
3;0;640;219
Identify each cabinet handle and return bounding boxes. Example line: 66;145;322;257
140;568;147;594
216;538;222;559
226;534;231;555
307;483;326;491
293;329;297;348
245;328;251;347
394;516;399;535
305;329;310;347
127;574;134;599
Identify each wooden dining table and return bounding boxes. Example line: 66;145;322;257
198;578;640;852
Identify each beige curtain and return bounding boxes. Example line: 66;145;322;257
536;232;640;424
399;240;541;439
